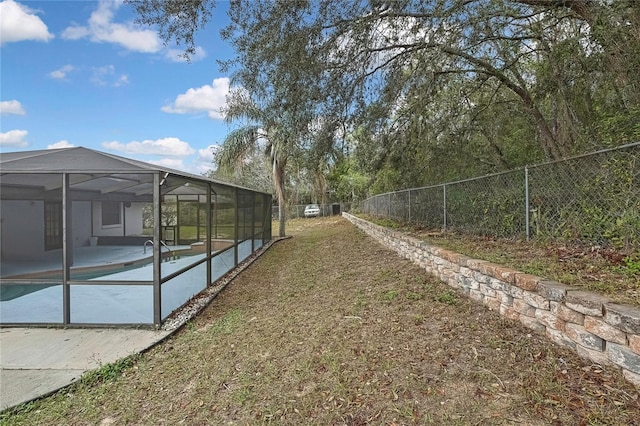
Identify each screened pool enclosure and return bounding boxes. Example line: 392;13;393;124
0;147;272;327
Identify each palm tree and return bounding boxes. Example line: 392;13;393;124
217;90;295;237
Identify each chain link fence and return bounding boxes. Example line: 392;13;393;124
361;142;640;251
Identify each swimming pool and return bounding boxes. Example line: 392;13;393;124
0;240;252;325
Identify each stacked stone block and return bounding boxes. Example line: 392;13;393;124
343;213;640;388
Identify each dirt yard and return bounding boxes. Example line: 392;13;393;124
3;217;639;425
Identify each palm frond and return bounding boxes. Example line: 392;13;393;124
223;89;262;123
217;126;262;172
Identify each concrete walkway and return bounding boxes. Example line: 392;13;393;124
0;327;171;411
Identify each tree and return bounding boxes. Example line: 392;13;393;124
208;137;273;194
129;0;640;202
127;0;215;60
216;89;302;238
130;0;318;237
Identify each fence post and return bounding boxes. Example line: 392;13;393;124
388;192;392;218
408;189;412;223
442;184;447;231
525;165;530;241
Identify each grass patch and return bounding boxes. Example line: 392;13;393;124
2;217;638;425
378;289;398;303
435;289;459;305
81;355;139;385
362;214;640;306
208;308;244;335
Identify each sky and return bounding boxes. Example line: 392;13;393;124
0;0;237;174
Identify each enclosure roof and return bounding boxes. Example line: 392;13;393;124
0;147;267;195
2;147;195;175
0;147;270;198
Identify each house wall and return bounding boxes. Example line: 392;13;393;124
0;200;45;260
0;200;144;262
92;201;121;237
0;200;97;260
124;203;144;235
91;201;143;237
72;201;92;247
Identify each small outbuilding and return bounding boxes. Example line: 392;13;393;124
0;147;272;327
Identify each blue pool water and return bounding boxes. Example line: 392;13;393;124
0;253;201;302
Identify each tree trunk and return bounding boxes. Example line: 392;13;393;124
273;158;287;237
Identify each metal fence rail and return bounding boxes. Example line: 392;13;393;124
361;142;640;251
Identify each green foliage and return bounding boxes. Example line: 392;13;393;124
127;0;214;59
534;151;640;249
129;0;640;215
621;254;640;276
435;290;458;305
406;291;424;301
209;141;274;194
378;289;399;303
326;158;369;203
209;309;244;335
81;355;139;386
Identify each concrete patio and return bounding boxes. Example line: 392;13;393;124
0;327;171;411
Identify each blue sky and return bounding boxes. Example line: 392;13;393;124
1;0;236;174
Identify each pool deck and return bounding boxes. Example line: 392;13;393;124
0;327;171;411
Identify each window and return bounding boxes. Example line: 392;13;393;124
44;201;62;251
102;201;121;226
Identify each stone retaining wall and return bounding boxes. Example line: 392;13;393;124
343;213;640;387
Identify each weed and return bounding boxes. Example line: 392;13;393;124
406;291;424;301
231;386;254;405
378;289;398;303
621;253;640;275
353;289;368;311
435;290;458;305
184;320;196;331
209;309;244;335
81;355;138;385
373;268;395;284
394;402;416;421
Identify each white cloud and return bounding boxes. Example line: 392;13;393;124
61;0;161;53
198;145;218;163
147;158;187;170
47;140;74;149
190;145;218;174
50;64;75;80
0;129;28;147
165;46;207;63
61;25;90;40
102;137;195;157
162;78;230;120
0;0;54;44
114;74;130;87
91;65;129;87
0;100;25;115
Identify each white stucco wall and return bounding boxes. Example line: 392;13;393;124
124;203;144;235
92;201;124;237
0;200;45;260
1;200;146;262
72;201;92;246
91;202;145;237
